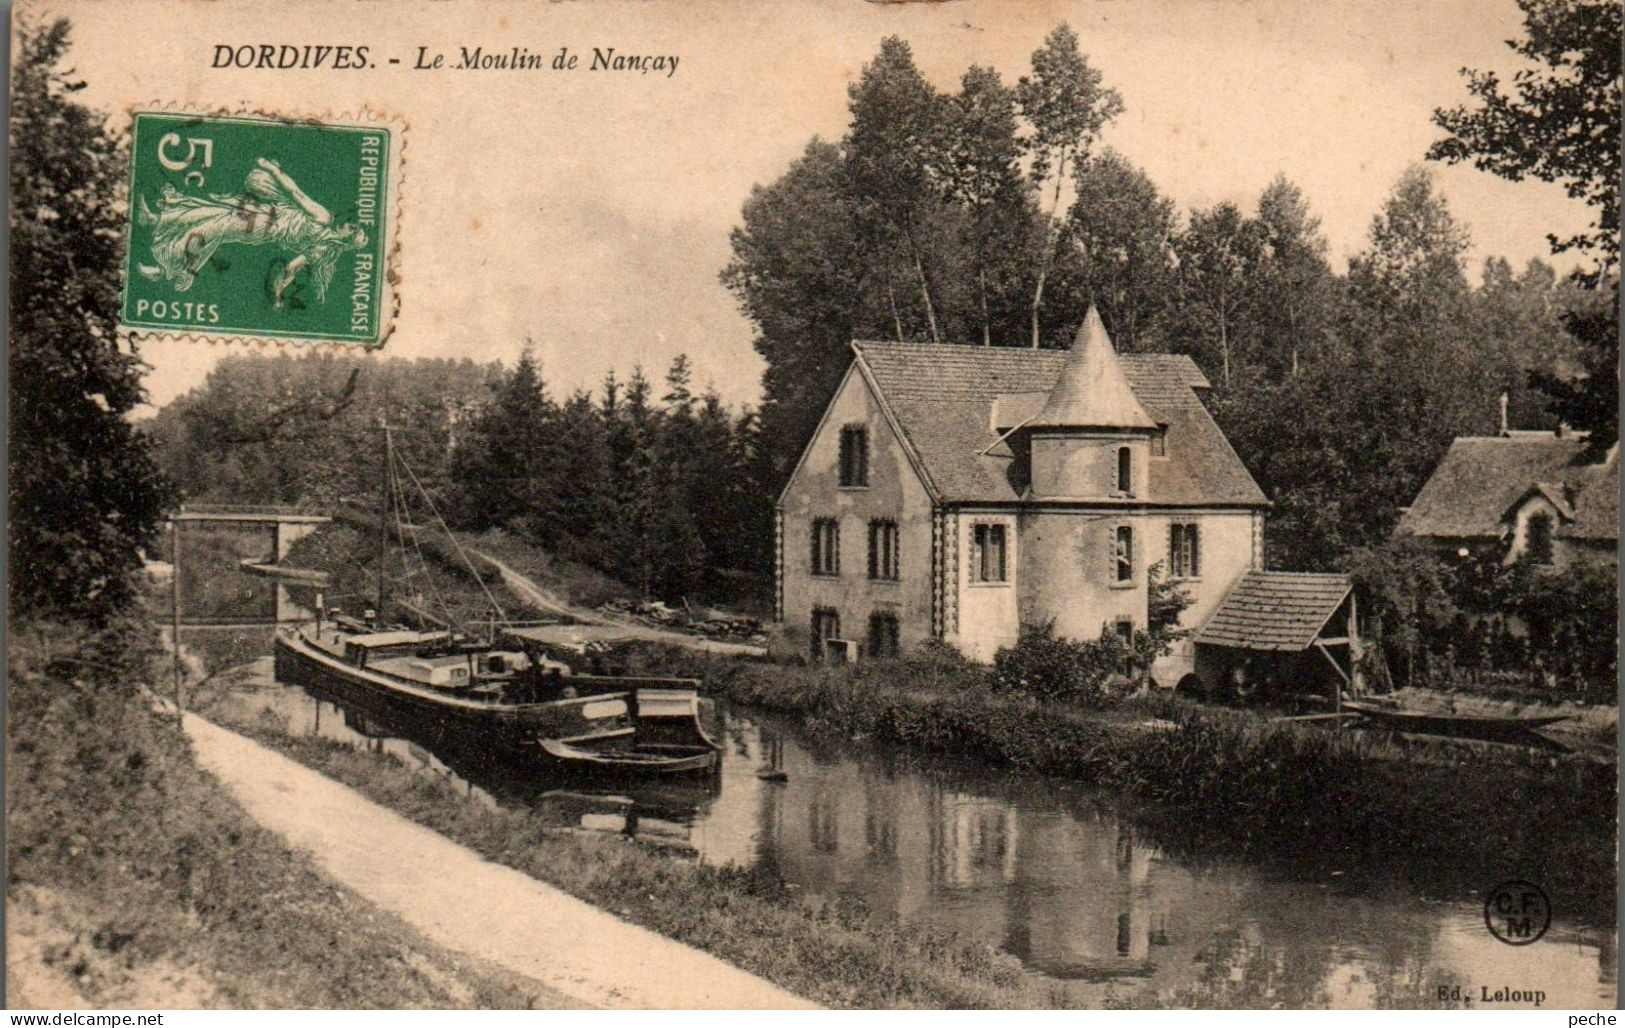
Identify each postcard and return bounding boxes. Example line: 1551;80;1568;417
7;0;1618;1011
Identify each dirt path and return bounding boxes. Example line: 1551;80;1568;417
474;551;768;658
182;712;813;1009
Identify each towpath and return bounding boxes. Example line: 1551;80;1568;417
473;551;768;658
183;712;813;1009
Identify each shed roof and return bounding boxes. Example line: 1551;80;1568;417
1195;571;1352;652
852;340;1266;506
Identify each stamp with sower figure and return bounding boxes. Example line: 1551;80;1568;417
121;110;400;346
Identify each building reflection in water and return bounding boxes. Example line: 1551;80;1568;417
216;660;1617;1010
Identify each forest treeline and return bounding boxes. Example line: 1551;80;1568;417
148;349;772;602
146;5;1619;609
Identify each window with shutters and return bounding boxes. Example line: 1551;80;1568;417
1112;524;1135;585
838;426;869;487
868;519;899;580
867;611;900;658
1169;522;1200;579
810;518;840;576
970;523;1007;584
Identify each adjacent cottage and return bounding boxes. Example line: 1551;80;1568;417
775;308;1269;686
1395;430;1619;566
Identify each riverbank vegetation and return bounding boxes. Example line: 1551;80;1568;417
192;681;1065;1009
610;643;1617;925
7;622;563;1007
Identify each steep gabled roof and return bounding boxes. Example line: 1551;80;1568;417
1031;308;1157;430
851;340;1266;506
1195;572;1352;652
1396;435;1588;539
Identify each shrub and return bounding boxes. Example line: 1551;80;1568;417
991;622;1128;706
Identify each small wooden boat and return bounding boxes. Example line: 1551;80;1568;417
537;738;719;776
1342;701;1566;743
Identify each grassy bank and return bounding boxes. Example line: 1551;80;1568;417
195;689;1063;1009
6;620;565;1009
614;644;1617;925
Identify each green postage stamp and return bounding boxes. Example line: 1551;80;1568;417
121;110;400;346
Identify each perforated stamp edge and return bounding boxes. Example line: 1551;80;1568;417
116;102;407;352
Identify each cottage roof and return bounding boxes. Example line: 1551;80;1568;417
1395;435;1590;539
1556;455;1618;541
1195;571;1352;652
1031;308;1158;430
851;339;1266;506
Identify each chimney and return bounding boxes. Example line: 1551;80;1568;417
1499;391;1509;436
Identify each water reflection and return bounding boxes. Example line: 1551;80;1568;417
207;652;1616;1008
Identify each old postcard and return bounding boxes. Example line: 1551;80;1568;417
7;0;1619;1011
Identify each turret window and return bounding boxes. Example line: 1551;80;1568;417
1116;446;1133;494
1112;525;1135;585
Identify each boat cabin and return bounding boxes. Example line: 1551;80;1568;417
342;629;453;665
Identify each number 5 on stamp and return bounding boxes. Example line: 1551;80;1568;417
121;110;400;346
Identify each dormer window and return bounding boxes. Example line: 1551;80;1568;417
839;426;869;488
1116;446;1133;495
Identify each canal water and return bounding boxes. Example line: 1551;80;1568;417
199;646;1615;1009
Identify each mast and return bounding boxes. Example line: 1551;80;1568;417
376;420;390;627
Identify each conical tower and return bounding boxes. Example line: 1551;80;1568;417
1028;308;1157;499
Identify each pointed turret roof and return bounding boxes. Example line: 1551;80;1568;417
1030;307;1158;430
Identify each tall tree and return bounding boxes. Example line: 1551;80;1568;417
1173;202;1267;388
721;139;867;485
845;37;949;345
1430;0;1621;270
1252;176;1334;378
1430;0;1621;455
942;66;1031;346
1051;148;1177;350
1016;23;1123;347
9;20;176;621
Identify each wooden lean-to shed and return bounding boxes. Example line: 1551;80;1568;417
1193;571;1360;705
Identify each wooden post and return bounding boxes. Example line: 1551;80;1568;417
171;519;184;721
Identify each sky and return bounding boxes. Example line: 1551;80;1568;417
32;0;1596;412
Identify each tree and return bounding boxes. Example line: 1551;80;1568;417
1016;23;1123;347
721;139;867;485
846;37;949;344
1431;0;1621;455
1051;148;1177;350
942;66;1031;346
1174;202;1267;388
9;20;176;621
1430;0;1621;270
1252;176;1335;378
